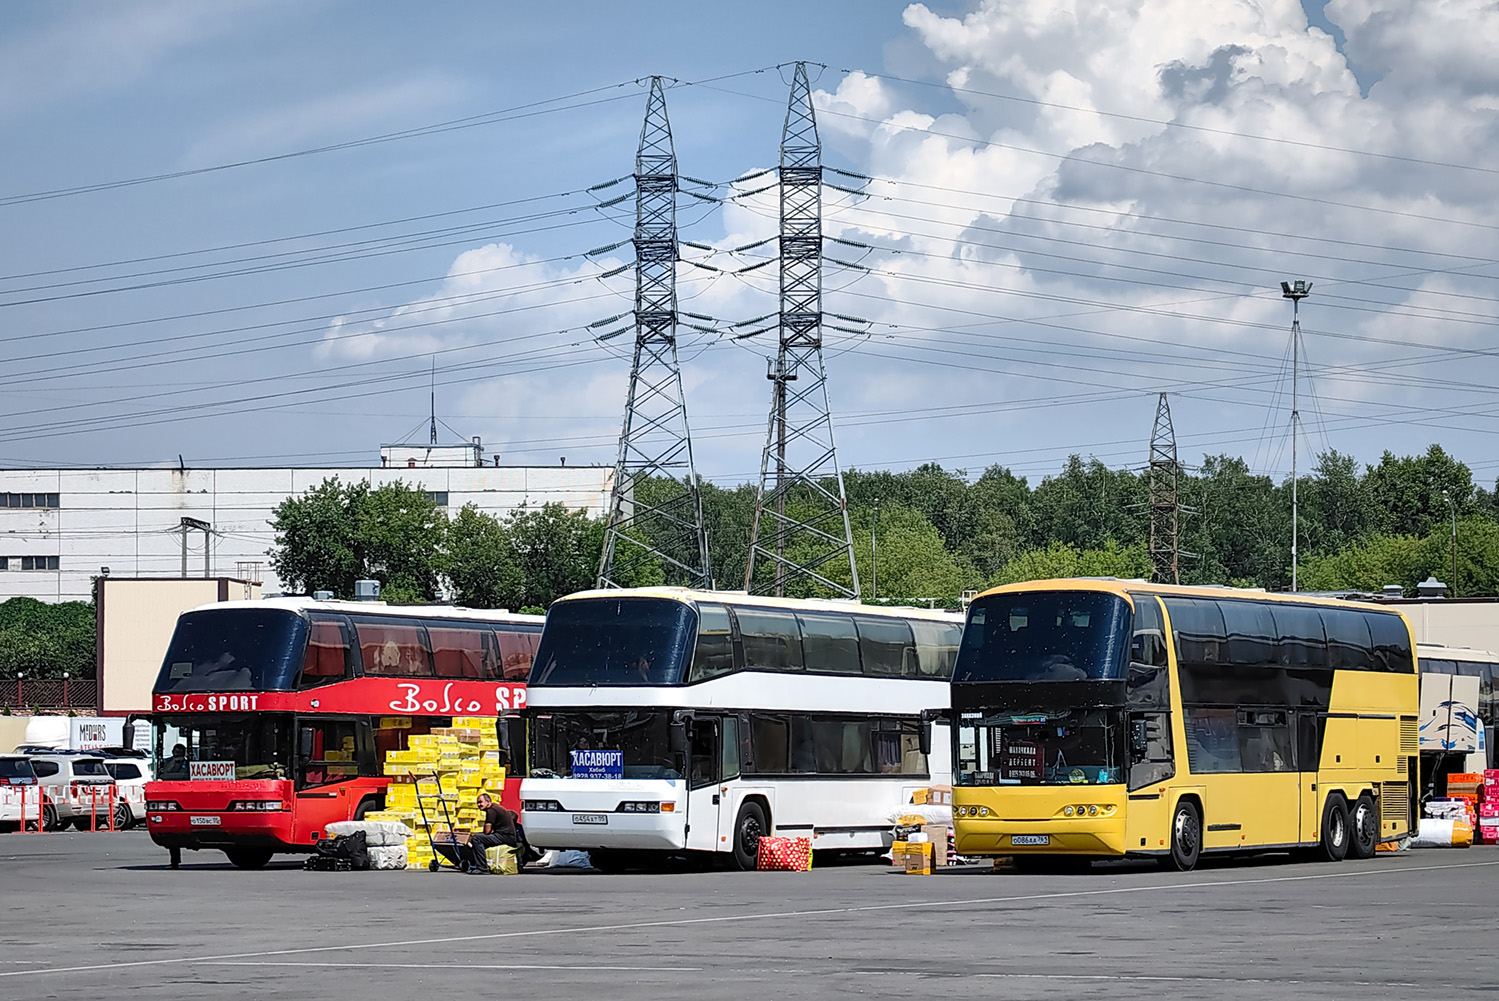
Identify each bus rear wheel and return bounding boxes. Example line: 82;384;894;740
1166;800;1201;872
1348;794;1378;860
731;801;768;871
1318;795;1350;862
225;848;274;870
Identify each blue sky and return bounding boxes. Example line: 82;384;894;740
2;0;1497;493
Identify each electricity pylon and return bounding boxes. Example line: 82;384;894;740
597;77;712;590
744;62;860;599
1148;392;1181;585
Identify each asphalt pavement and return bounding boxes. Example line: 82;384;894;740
1;831;1495;1000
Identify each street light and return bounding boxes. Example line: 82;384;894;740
1442;489;1458;597
1280;280;1311;591
871;497;879;602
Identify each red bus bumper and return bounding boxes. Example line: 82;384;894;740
144;777;389;853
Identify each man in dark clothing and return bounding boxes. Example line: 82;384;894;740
470;792;520;850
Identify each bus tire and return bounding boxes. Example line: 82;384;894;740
731;800;769;871
354;798;377;821
225;848;274;870
1167;799;1201;872
1349;794;1378;860
1318;795;1350;862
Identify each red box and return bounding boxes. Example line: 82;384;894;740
1481;803;1499;819
1483;770;1499;783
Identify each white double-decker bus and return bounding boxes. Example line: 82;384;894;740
517;588;963;869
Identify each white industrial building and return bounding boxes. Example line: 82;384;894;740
0;443;614;602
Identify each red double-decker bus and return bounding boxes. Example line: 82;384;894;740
143;598;542;869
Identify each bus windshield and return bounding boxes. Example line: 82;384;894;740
530;709;682;780
154;715;294;781
156;609;308;693
530;598;696;687
955;708;1123;786
954;591;1130;682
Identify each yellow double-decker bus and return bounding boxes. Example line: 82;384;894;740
947;580;1419;871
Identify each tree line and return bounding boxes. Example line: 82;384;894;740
268;443;1499;610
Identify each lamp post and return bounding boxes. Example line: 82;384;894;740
1442;489;1458;597
1280;279;1312;591
871;497;879;602
62;672;69;708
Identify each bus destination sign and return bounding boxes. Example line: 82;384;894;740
570;749;624;779
189;761;236;781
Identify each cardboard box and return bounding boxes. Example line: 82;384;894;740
1480;802;1499;819
904;842;933;874
891;840;910;866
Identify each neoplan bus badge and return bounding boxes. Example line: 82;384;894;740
569;749;624;779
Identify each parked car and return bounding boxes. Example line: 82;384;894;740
26;754;118;831
101;758;149;828
0;755;38;833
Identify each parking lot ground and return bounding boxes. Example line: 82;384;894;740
3;832;1498;1000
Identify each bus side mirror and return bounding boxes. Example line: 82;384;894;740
298;727;315;760
918;708;947;757
669;711;693;768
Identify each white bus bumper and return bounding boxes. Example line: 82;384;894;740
520;778;686;851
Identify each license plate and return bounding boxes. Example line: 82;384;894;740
571;813;608;825
1011;834;1049;846
189;815;221;827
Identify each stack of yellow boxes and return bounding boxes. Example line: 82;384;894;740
363;718;506;871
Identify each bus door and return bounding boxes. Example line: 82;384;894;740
1297;710;1322;844
685;716;722;852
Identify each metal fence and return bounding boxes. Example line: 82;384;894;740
1;678;98;712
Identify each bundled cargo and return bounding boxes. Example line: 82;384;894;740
1411;818;1473;848
756;836;812;871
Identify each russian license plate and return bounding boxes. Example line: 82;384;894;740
189;815;221;827
1011;834;1049;846
571;813;608;825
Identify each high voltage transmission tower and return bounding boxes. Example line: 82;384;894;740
597;77;712;590
744;62;860;599
1148;392;1181;585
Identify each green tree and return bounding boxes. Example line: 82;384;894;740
268;477;446;600
444;505;522;608
1180;454;1289;589
0;598;96;679
1300;449;1380;556
1365;444;1474;537
505;503;659;608
1030;456;1147;552
990;540;1150;585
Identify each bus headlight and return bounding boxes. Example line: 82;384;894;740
617;801;660;814
146;801;180;811
227;801;286;811
1064;805;1075;816
523;800;563;812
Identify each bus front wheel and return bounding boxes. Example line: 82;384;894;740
1166;800;1201;872
731;801;768;871
1318;795;1350;862
225;848;274;870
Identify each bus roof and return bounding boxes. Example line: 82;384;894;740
186;596;545;624
971;578;1408;615
1418;642;1499;663
552;586;963;622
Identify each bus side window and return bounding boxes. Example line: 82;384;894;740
495;627;539;681
689;718;720;789
689;603;737;682
354;619;432;677
1127;712;1174;791
302;616;354;686
429;625;487;679
721;715;740;781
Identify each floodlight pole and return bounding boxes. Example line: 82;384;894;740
1281;280;1311;592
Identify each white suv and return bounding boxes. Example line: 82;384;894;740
0;755;39;832
27;754;118;831
101;757;150;828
